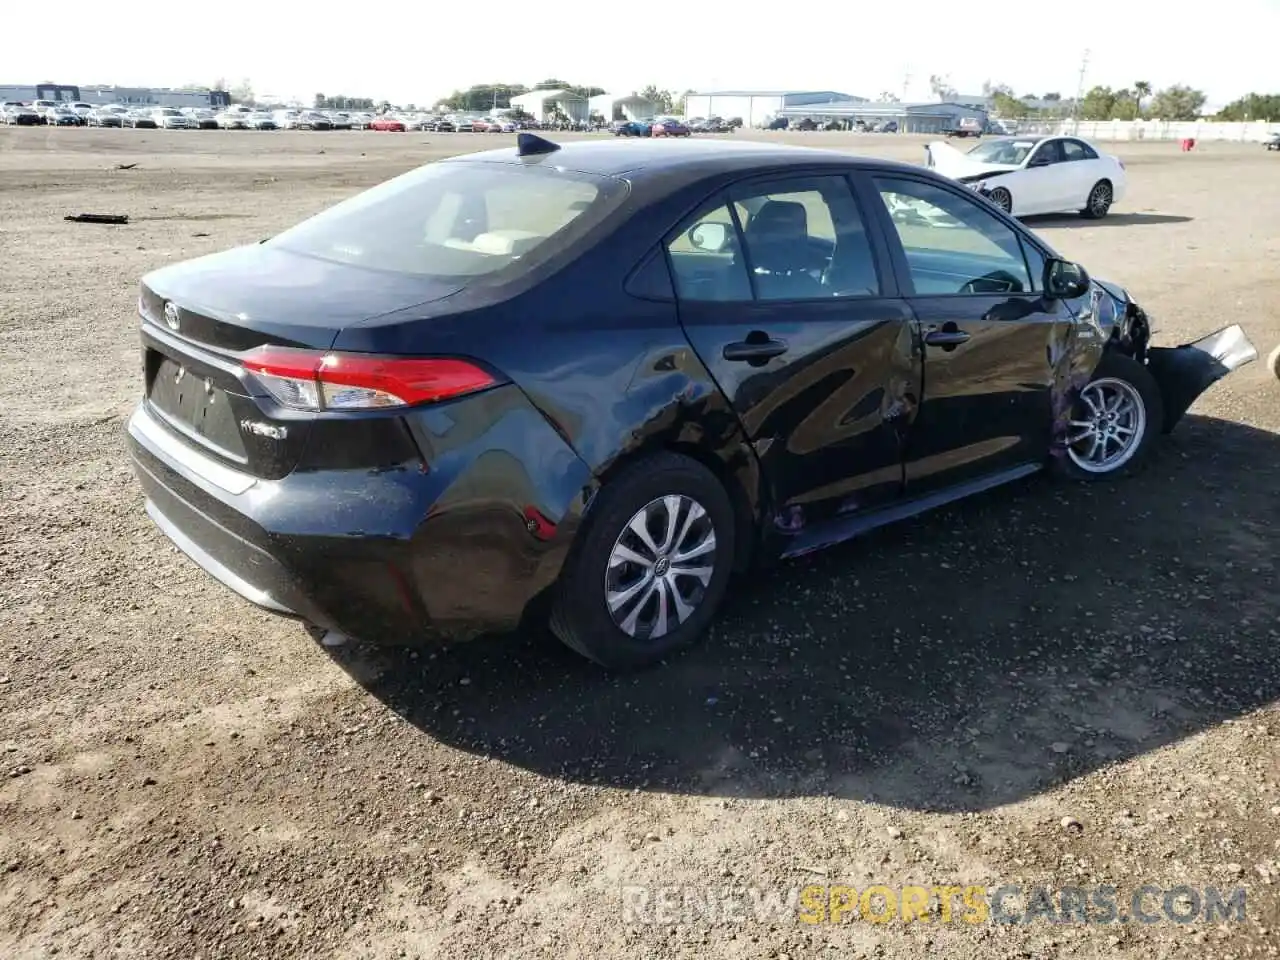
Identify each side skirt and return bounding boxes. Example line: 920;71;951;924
779;463;1043;560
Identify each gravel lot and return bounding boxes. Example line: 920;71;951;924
2;128;1279;960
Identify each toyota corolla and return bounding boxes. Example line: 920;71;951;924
127;136;1256;669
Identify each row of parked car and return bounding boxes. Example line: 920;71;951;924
612;116;742;137
0;101;382;130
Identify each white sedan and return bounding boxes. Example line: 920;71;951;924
925;135;1126;219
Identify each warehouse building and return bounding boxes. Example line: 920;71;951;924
777;98;988;134
509;88;590;123
683;90;864;129
0;81;229;108
589;93;656;121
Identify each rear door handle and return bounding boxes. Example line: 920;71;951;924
923;330;971;347
723;339;788;362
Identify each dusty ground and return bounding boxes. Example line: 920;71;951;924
2;128;1279;960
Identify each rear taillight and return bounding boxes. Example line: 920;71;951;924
241;346;497;411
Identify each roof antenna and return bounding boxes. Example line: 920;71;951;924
516;132;561;157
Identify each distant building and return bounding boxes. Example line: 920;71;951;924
589;93;656;121
776;98;989;134
509;88;589;123
683;91;864;128
0;81;229;108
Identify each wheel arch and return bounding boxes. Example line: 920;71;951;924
589;437;762;573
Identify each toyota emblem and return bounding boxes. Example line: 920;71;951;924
163;302;180;331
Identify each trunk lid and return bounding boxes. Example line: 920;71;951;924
139;244;462;479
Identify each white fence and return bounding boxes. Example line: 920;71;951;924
1008;119;1280;143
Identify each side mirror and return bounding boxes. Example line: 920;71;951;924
689;222;731;253
1043;258;1091;300
1026;154;1051;168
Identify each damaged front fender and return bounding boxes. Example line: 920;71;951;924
1146;325;1258;432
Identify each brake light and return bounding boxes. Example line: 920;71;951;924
242;346;497;410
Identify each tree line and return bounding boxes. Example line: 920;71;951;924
985;81;1280;123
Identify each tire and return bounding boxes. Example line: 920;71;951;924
550;452;736;669
1267;342;1280;381
987;187;1013;214
1055;352;1163;481
1080;179;1113;219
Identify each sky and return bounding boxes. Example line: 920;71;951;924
7;0;1279;108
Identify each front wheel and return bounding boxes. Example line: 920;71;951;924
1080;179;1113;219
986;187;1013;214
1055;352;1163;481
550;452;735;669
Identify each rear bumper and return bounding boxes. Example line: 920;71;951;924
126;387;592;645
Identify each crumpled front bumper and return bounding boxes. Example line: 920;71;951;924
1147;324;1258;432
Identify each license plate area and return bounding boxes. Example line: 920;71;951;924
147;353;249;461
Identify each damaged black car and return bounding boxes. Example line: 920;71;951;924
126;137;1257;670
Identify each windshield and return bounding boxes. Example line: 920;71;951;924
268;161;628;281
966;139;1037;165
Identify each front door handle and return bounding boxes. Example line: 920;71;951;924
923;330;971;347
723;338;788;362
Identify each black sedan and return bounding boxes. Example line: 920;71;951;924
127;135;1256;669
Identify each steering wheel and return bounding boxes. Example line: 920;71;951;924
959;270;1024;295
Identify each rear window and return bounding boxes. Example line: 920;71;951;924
268;161;628;281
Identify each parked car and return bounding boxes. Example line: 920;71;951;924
613;119;652;137
217;111;249;129
651;118;691;137
926;135;1127;218
125;135;1257;669
185;109;220;130
1265;133;1280;151
1;102;42;125
297;112;333;130
945;116;984;138
45;107;84;126
370;115;406;132
127;110;158;129
247;112;277;130
86;108;125;128
67;101;96;120
329;112;353;130
150;107;193;129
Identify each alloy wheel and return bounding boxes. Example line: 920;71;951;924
988;188;1012;213
1066;377;1146;473
1089;182;1112;216
605;494;717;640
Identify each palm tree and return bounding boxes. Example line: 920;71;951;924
1134;81;1152;116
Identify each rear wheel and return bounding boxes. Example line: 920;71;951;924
550;452;735;669
1080;179;1113;219
1056;352;1162;481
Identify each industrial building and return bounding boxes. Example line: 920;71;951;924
0;81;229;109
776;98;989;134
588;93;656;121
509;88;589;123
683;90;864;128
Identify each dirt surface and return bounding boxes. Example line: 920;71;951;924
2;128;1279;960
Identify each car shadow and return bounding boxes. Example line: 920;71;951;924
1022;212;1193;229
324;414;1280;812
